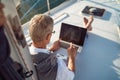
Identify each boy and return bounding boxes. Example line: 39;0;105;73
29;14;93;80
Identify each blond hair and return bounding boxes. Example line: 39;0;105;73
29;14;53;43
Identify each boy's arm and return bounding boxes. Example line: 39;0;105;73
67;43;77;72
49;40;60;52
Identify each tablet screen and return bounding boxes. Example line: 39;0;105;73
60;23;87;46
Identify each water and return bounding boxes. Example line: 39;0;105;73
17;0;66;24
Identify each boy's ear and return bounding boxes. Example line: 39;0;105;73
46;34;51;40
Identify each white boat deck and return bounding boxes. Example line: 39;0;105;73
22;0;120;80
51;0;120;80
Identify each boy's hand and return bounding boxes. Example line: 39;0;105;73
67;43;77;72
49;40;60;51
67;43;77;59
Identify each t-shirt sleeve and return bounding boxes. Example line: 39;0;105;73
56;58;74;80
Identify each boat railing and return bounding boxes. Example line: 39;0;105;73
18;0;67;24
47;0;51;15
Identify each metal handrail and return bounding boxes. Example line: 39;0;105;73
20;0;41;21
47;0;51;15
20;0;58;21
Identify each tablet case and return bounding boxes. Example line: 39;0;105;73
82;6;105;17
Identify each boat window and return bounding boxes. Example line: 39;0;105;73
14;0;67;25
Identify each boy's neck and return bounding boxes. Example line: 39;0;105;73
33;41;47;49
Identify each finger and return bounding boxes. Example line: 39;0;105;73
56;40;60;45
73;45;75;48
57;41;60;46
69;43;73;49
67;43;72;50
74;47;77;52
56;39;60;42
58;39;60;43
